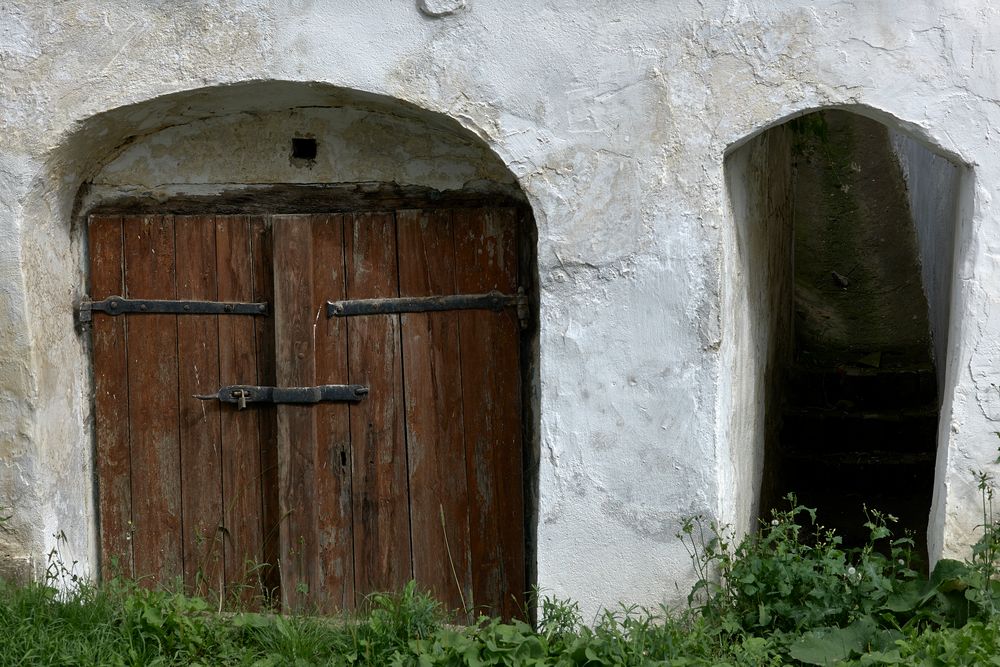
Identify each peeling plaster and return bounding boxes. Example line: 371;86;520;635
419;0;466;18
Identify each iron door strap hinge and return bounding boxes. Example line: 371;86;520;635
327;288;529;326
195;384;369;409
76;295;269;323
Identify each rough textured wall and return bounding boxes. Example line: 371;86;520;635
90;107;518;197
887;132;966;557
889;131;961;387
720;128;794;537
1;0;999;616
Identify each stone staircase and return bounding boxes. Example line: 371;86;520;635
766;109;941;561
774;362;937;556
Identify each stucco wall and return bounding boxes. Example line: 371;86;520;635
889;131;962;387
720;128;794;537
89;106;518;197
887;132;968;557
1;0;1000;617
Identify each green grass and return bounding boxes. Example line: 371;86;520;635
4;487;1000;665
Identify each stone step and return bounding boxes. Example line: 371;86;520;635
773;454;934;554
780;406;938;454
786;364;936;411
779;448;936;467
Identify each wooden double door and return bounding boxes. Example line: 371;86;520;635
89;208;526;617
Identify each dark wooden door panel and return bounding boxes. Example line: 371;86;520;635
90;214;132;578
346;211;412;600
311;214;355;612
217;214;269;603
175;215;224;596
93;214;271;600
397;209;474;614
454;207;525;619
272;214;321;611
123;215;183;586
249;216;280;600
92;207;526;616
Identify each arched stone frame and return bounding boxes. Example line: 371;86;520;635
719;104;976;563
14;81;541;593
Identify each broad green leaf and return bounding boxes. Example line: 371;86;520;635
788;620;874;666
929;559;972;592
885;580;924;612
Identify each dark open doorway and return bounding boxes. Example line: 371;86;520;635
726;109;962;559
777;110;937;554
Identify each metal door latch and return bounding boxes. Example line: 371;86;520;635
77;295;268;323
195;384;369;409
326;287;530;329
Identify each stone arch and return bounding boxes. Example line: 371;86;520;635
18;81;540;604
720;104;973;563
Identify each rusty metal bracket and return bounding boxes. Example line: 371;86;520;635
195;384;369;409
77;295;268;323
327;289;529;326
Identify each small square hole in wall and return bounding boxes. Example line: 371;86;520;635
291;137;317;161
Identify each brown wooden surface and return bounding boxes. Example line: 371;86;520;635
396;209;473;614
250;216;279;601
311;214;355;611
346;211;412;599
272;214;320;610
216;215;266;603
92;207;527;614
175;215;224;595
123;215;183;586
454;207;525;619
90;215;134;578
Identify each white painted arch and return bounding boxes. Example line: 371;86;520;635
15;80;542;591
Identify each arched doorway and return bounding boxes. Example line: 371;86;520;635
725;109;964;557
77;84;538;618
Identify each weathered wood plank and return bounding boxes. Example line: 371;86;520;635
216;214;266;605
396;209;473;615
311;214;355;612
175;215;224;597
272;214;320;610
90;214;133;578
346;211;411;600
250;216;280;603
123;215;183;586
453;207;525;619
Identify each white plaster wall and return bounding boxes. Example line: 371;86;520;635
888;132;969;557
2;0;1000;616
720;128;794;538
889;131;962;387
91;106;517;195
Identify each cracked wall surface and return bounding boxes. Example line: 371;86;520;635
1;0;998;617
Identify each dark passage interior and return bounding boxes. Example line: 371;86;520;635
728;109;960;557
772;111;938;554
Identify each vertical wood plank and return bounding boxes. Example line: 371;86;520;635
123;215;183;586
216;215;265;605
312;214;355;612
396;209;473;614
175;215;223;596
90;214;133;578
250;216;280;603
453;207;525;619
272;214;320;610
346;211;412;600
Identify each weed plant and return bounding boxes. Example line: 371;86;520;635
680;496;919;634
4;485;1000;665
